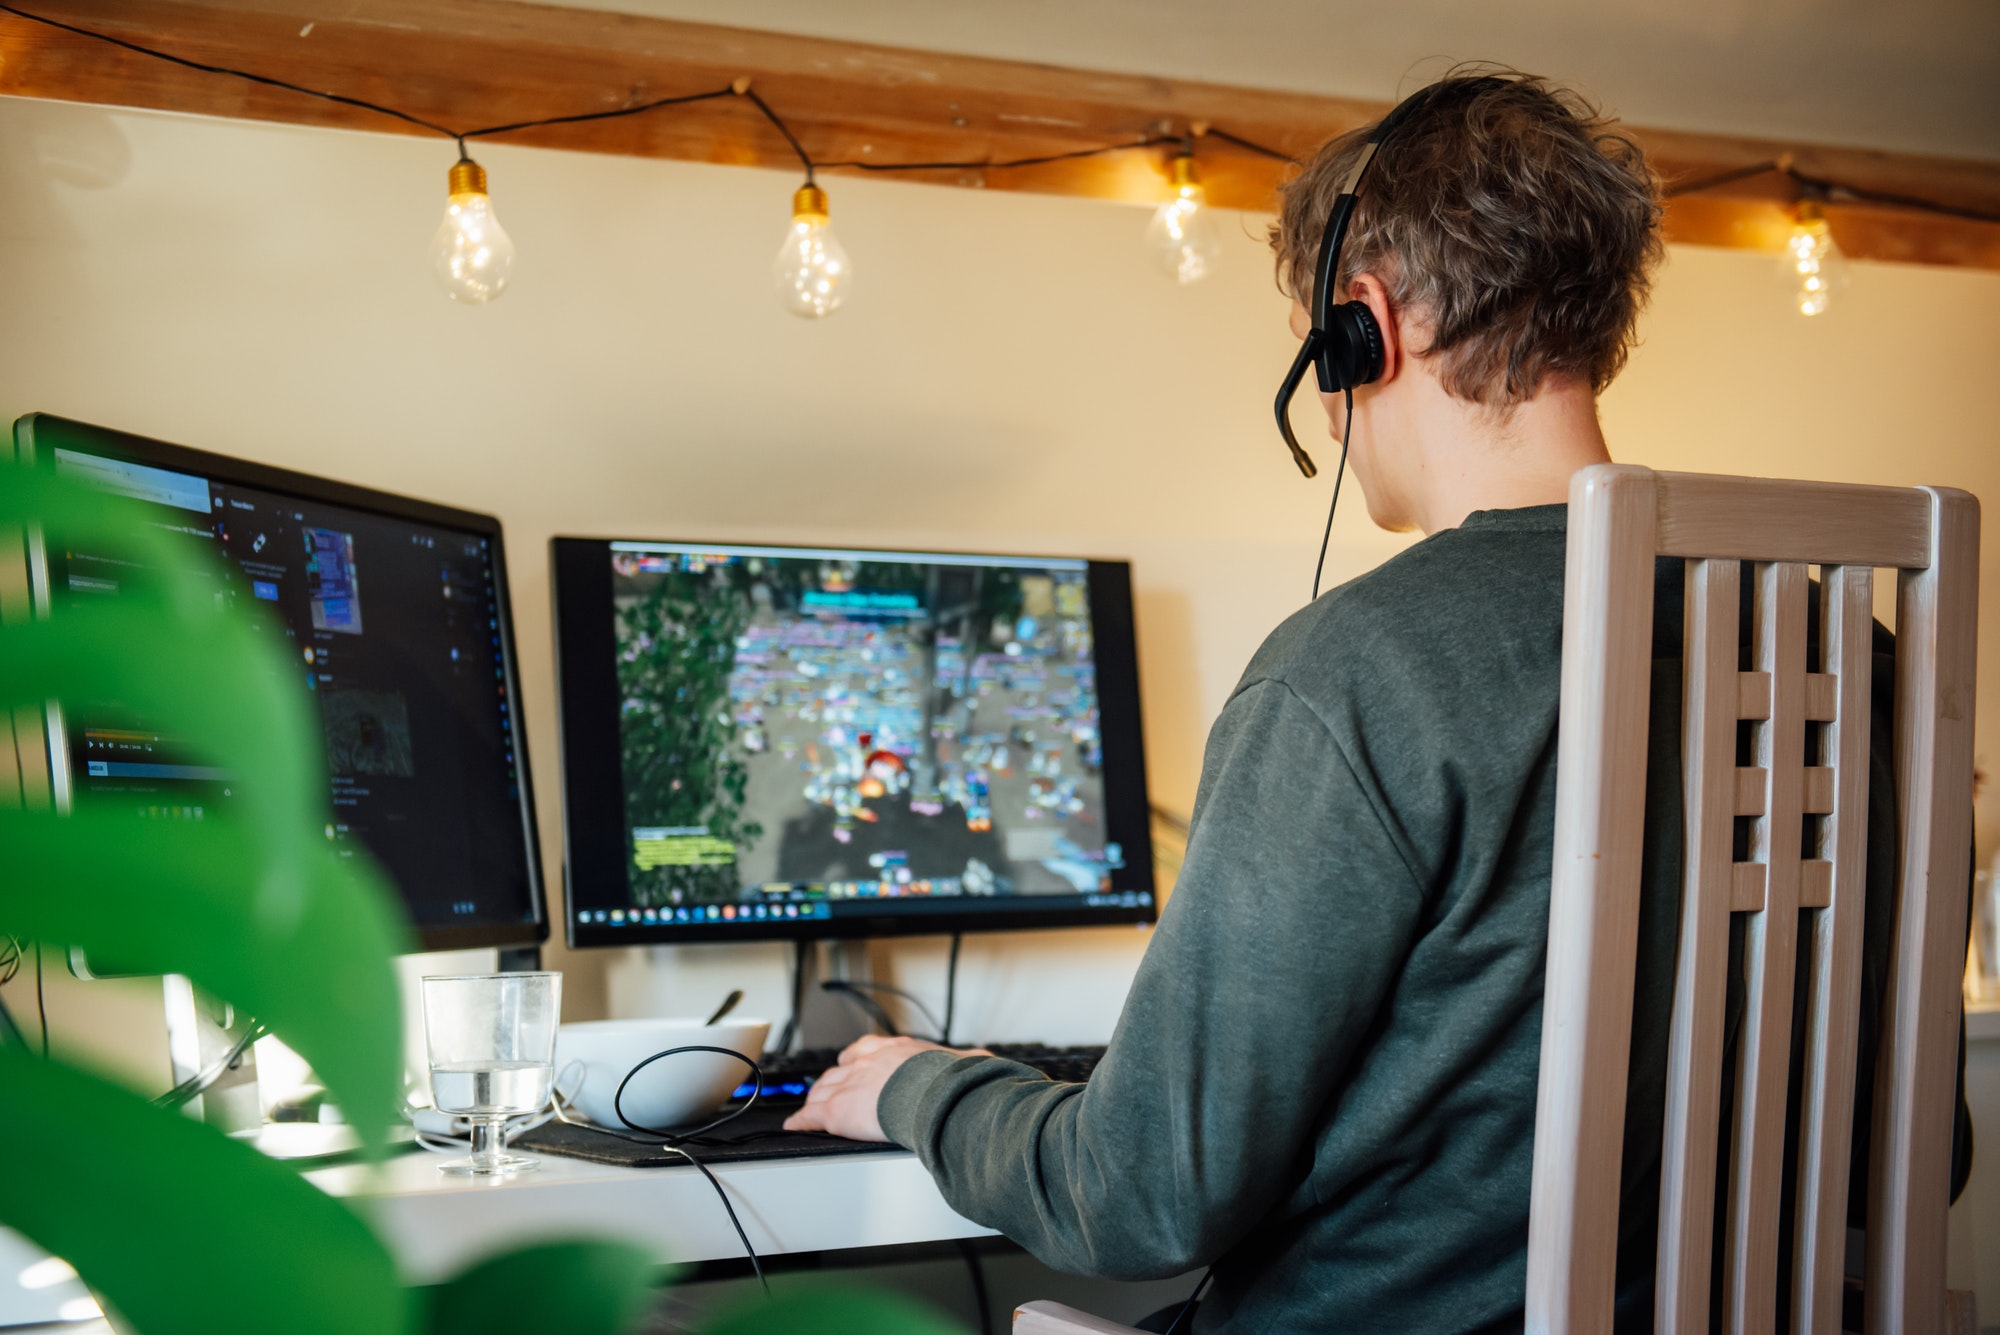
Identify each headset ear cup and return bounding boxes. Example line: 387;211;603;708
1319;302;1386;392
1339;301;1386;386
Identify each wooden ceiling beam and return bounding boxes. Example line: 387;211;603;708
3;0;1997;271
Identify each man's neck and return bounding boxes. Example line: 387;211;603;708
1405;377;1611;535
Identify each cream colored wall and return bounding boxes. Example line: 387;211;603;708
3;96;1997;1055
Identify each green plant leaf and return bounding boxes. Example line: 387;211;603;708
420;1240;665;1335
0;1046;409;1335
699;1285;968;1335
0;808;409;1138
0;455;410;1154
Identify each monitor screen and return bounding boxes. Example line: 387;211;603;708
17;415;547;951
552;537;1155;944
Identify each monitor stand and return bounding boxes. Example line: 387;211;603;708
161;974;261;1135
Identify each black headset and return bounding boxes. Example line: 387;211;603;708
1273;75;1511;478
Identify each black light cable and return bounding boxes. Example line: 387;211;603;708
0;4;1293;185
1663;156;2000;224
0;2;458;137
1310;387;1354;602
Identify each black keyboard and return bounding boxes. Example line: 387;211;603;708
734;1043;1108;1102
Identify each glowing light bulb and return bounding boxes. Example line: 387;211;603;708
773;183;852;318
1779;201;1848;318
1145;154;1221;284
430;157;515;304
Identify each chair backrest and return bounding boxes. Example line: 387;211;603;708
1524;466;1979;1335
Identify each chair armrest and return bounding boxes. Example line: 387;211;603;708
1012;1299;1148;1334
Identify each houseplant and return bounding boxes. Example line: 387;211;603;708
0;446;961;1335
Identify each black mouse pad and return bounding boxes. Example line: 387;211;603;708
512;1102;902;1168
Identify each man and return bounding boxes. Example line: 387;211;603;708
784;72;1924;1331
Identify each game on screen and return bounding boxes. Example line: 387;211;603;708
600;542;1125;923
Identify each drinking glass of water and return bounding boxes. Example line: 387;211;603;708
422;972;560;1177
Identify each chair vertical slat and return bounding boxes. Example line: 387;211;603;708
1655;557;1741;1334
1723;561;1807;1335
1792;565;1875;1335
1526;464;1659;1335
1868;488;1980;1333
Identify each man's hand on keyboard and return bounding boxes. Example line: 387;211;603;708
782;1034;990;1141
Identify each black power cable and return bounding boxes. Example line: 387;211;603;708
819;980;904;1038
154;1020;269;1109
956;1239;995;1335
821;978;947;1041
773;939;811;1057
942;933;964;1048
0;992;26;1050
1161;1268;1214;1335
34;942;48;1059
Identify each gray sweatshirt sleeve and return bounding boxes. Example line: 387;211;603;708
876;678;1427;1280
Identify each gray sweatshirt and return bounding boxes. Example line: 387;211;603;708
878;504;1905;1333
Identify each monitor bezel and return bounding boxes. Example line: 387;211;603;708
551;534;1157;947
16;413;550;953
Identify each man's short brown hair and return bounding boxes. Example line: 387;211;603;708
1272;69;1663;406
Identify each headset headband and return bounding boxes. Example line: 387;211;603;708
1274;76;1511;478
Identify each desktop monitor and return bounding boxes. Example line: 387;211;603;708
15;414;548;951
552;537;1156;945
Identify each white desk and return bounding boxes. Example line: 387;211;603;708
308;1147;995;1283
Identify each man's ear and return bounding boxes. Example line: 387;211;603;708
1347;272;1401;383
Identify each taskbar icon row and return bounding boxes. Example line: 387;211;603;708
579;901;833;927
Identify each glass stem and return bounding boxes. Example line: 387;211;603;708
469;1116;504;1173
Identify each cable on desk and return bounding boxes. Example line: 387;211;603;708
956;1239;994;1335
541;1045;774;1295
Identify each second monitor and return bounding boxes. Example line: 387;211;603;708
552;538;1155;945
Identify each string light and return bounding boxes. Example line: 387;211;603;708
1145;149;1221;284
773;180;853;318
430;155;515;304
1781;199;1847;318
15;4;1988;317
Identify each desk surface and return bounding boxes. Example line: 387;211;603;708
309;1145;993;1283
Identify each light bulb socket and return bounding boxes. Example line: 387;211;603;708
448;159;489;197
1169;154;1201;191
792;183;829;222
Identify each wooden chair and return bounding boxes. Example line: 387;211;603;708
1017;465;1980;1335
1531;465;1978;1335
